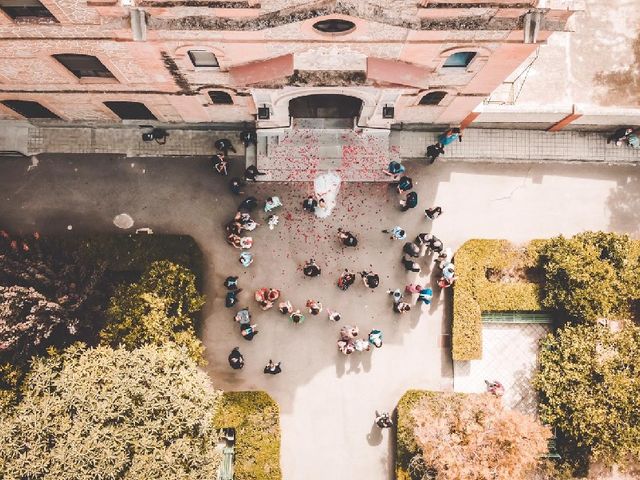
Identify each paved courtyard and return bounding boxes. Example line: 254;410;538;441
0;154;639;480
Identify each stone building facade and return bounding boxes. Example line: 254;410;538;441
0;0;576;128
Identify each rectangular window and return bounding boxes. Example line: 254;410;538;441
103;101;157;120
0;0;56;20
443;52;476;68
1;100;60;119
188;50;219;68
53;54;115;79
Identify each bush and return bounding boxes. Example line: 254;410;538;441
0;343;223;480
101;261;206;364
539;232;640;323
534;323;640;467
453;240;542;360
213;391;282;480
397;390;550;480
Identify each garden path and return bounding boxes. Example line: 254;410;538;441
0;155;638;480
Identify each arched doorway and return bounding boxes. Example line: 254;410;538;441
288;94;363;119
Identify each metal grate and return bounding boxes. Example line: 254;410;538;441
481;311;553;324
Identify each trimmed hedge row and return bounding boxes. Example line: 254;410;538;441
397;390;435;480
213;391;282;480
453;239;543;360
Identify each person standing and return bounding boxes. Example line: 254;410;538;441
215;138;236;155
244;165;266;181
306;299;323;315
264;360;282;375
438;127;462;147
229;177;245;195
240;323;258;340
425;206;443;220
228;347;244;370
418;287;433;305
302;259;322;277
213;154;228;175
426;143;445;164
327;309;341;322
302;195;318;213
395;175;413;194
337;228;358;247
375;411;393;428
368;329;383;348
382;226;406;241
399;191;418;211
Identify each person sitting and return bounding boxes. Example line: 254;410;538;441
303;259;321;277
607;127;634;146
360;271;380;289
337;228;358;247
244;164;265;181
264;196;282;213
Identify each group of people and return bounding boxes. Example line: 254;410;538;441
607;127;640;148
337;325;383;355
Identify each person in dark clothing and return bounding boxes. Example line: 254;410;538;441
395;175;413;194
401;256;421;273
426;143;445;164
224;276;239;290
403;242;420;258
244;165;266;181
264;360;282;375
303;259;321;277
213;154;228;176
225;289;243;308
241;130;257;146
228;347;244;370
240;323;258;340
229;177;245;195
360;270;380;289
302;195;318;213
375;411;393;429
607;127;633;145
337;228;358;247
400;191;418;211
425;206;443;220
238;196;258;212
215;138;236;155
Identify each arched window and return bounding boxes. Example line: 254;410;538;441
103;101;156;120
1;99;60;119
419;91;447;106
188;50;219;67
53;54;114;79
208;91;233;104
443;51;477;68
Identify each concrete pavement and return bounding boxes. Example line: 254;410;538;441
0;155;639;480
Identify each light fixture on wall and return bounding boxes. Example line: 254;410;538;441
382;105;394;119
257;105;270;120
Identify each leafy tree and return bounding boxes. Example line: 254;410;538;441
410;392;550;480
534;323;640;466
0;343;223;480
539;232;640;323
0;233;105;364
101;261;206;364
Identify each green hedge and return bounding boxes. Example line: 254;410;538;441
453;240;543;361
213;391;282;480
